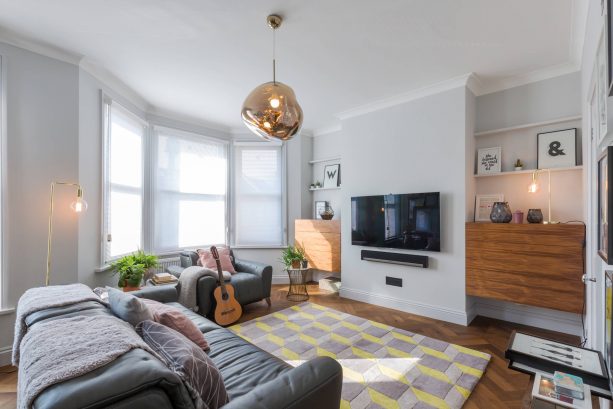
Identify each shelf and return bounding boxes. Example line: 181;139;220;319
309;156;341;165
309;186;341;191
474;115;581;137
474;165;582;178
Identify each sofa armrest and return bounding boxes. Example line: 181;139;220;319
131;285;179;303
234;259;273;298
222;357;342;409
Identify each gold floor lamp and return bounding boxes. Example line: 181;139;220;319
46;181;88;286
527;169;558;224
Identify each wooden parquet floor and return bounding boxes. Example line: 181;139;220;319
0;284;600;408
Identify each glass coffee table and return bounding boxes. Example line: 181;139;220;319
286;267;310;301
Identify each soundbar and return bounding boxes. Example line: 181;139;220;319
361;250;429;268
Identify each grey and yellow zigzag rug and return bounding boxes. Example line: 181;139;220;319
230;302;490;409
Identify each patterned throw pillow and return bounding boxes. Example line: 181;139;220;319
137;320;228;409
107;287;153;326
197;246;236;273
141;299;209;351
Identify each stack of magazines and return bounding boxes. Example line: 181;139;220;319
531;372;591;409
151;273;178;286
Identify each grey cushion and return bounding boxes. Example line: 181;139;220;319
137;320;228;409
107;287;154;326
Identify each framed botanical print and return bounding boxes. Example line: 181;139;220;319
477;147;502;175
537;128;577;169
599;146;613;264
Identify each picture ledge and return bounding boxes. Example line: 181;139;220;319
474;165;582;177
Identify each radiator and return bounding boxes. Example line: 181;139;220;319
155;257;181;273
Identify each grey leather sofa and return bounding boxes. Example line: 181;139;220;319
24;285;343;409
167;250;272;316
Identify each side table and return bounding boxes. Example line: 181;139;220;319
286;267;310;301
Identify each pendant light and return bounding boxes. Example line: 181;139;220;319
241;14;303;141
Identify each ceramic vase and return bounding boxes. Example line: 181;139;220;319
527;209;544;224
490;202;512;223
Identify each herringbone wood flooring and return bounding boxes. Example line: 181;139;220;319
0;284;600;408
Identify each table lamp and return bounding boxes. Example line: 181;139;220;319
527;169;558;224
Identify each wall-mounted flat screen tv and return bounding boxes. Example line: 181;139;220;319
351;192;440;252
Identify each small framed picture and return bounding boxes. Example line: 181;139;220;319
477;147;502;175
323;164;340;188
315;201;328;219
474;193;504;222
537;129;577;169
599;147;613;264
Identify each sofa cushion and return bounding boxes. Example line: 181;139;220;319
108;288;153;326
142;299;209;351
137;320;229;409
197;247;236;273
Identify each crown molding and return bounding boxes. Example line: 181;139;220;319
0;28;82;65
312;124;342;137
147;106;232;136
79;58;150;112
476;62;580;96
336;73;473;121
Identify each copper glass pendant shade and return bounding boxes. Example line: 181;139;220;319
241;15;303;141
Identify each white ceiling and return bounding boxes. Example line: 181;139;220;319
0;0;586;134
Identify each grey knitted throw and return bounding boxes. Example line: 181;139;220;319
17;314;157;409
12;283;107;366
178;266;230;311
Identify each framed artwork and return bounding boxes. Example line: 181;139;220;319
323;164;340;188
608;0;613;96
606;271;613;379
477;147;501;175
474;193;504;222
537;129;577;169
314;201;328;219
599;147;613;264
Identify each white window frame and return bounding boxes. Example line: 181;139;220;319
0;55;6;309
230;140;288;248
150;125;230;254
101;95;148;264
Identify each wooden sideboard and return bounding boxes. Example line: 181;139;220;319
466;222;585;314
295;219;341;272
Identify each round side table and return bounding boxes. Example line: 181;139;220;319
286;267;310;302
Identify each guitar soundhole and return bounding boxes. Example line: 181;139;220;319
222;293;229;301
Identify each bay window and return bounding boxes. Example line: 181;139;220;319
102;97;286;264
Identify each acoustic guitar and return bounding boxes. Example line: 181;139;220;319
211;246;242;326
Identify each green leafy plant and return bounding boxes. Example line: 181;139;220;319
110;250;159;288
280;245;306;268
514;159;524;168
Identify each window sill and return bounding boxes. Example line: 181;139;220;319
231;245;288;250
0;307;15;316
95;265;113;273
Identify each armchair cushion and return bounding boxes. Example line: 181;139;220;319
197;247;236;273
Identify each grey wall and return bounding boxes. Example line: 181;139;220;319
339;87;471;324
476;72;581;133
0;42;79;364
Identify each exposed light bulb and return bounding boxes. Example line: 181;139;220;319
270;98;280;108
263;122;271;129
71;198;88;213
528;182;539;193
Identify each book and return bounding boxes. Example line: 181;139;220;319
553;372;585;400
152;273;177;284
531;374;591;409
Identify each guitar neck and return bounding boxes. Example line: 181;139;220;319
215;259;226;289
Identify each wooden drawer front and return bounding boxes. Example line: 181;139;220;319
295;220;341;273
466;223;584;314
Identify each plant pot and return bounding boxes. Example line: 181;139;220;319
301;259;308;269
515;167;523;171
527;208;544;224
291;260;301;269
122;285;140;292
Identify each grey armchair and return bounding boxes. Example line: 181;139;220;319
167;250;273;316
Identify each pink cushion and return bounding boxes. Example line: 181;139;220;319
141;299;209;351
197;247;236;274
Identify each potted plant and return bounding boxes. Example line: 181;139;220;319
315;181;322;188
110;251;158;291
514;159;524;171
280;246;305;269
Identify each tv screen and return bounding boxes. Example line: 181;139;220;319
351;192;440;252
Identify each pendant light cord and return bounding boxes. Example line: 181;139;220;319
272;27;276;84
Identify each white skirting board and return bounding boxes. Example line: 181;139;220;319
340;287;470;326
0;345;12;366
467;297;583;336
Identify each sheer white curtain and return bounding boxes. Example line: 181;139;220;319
152;127;228;253
103;102;145;261
233;142;284;246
